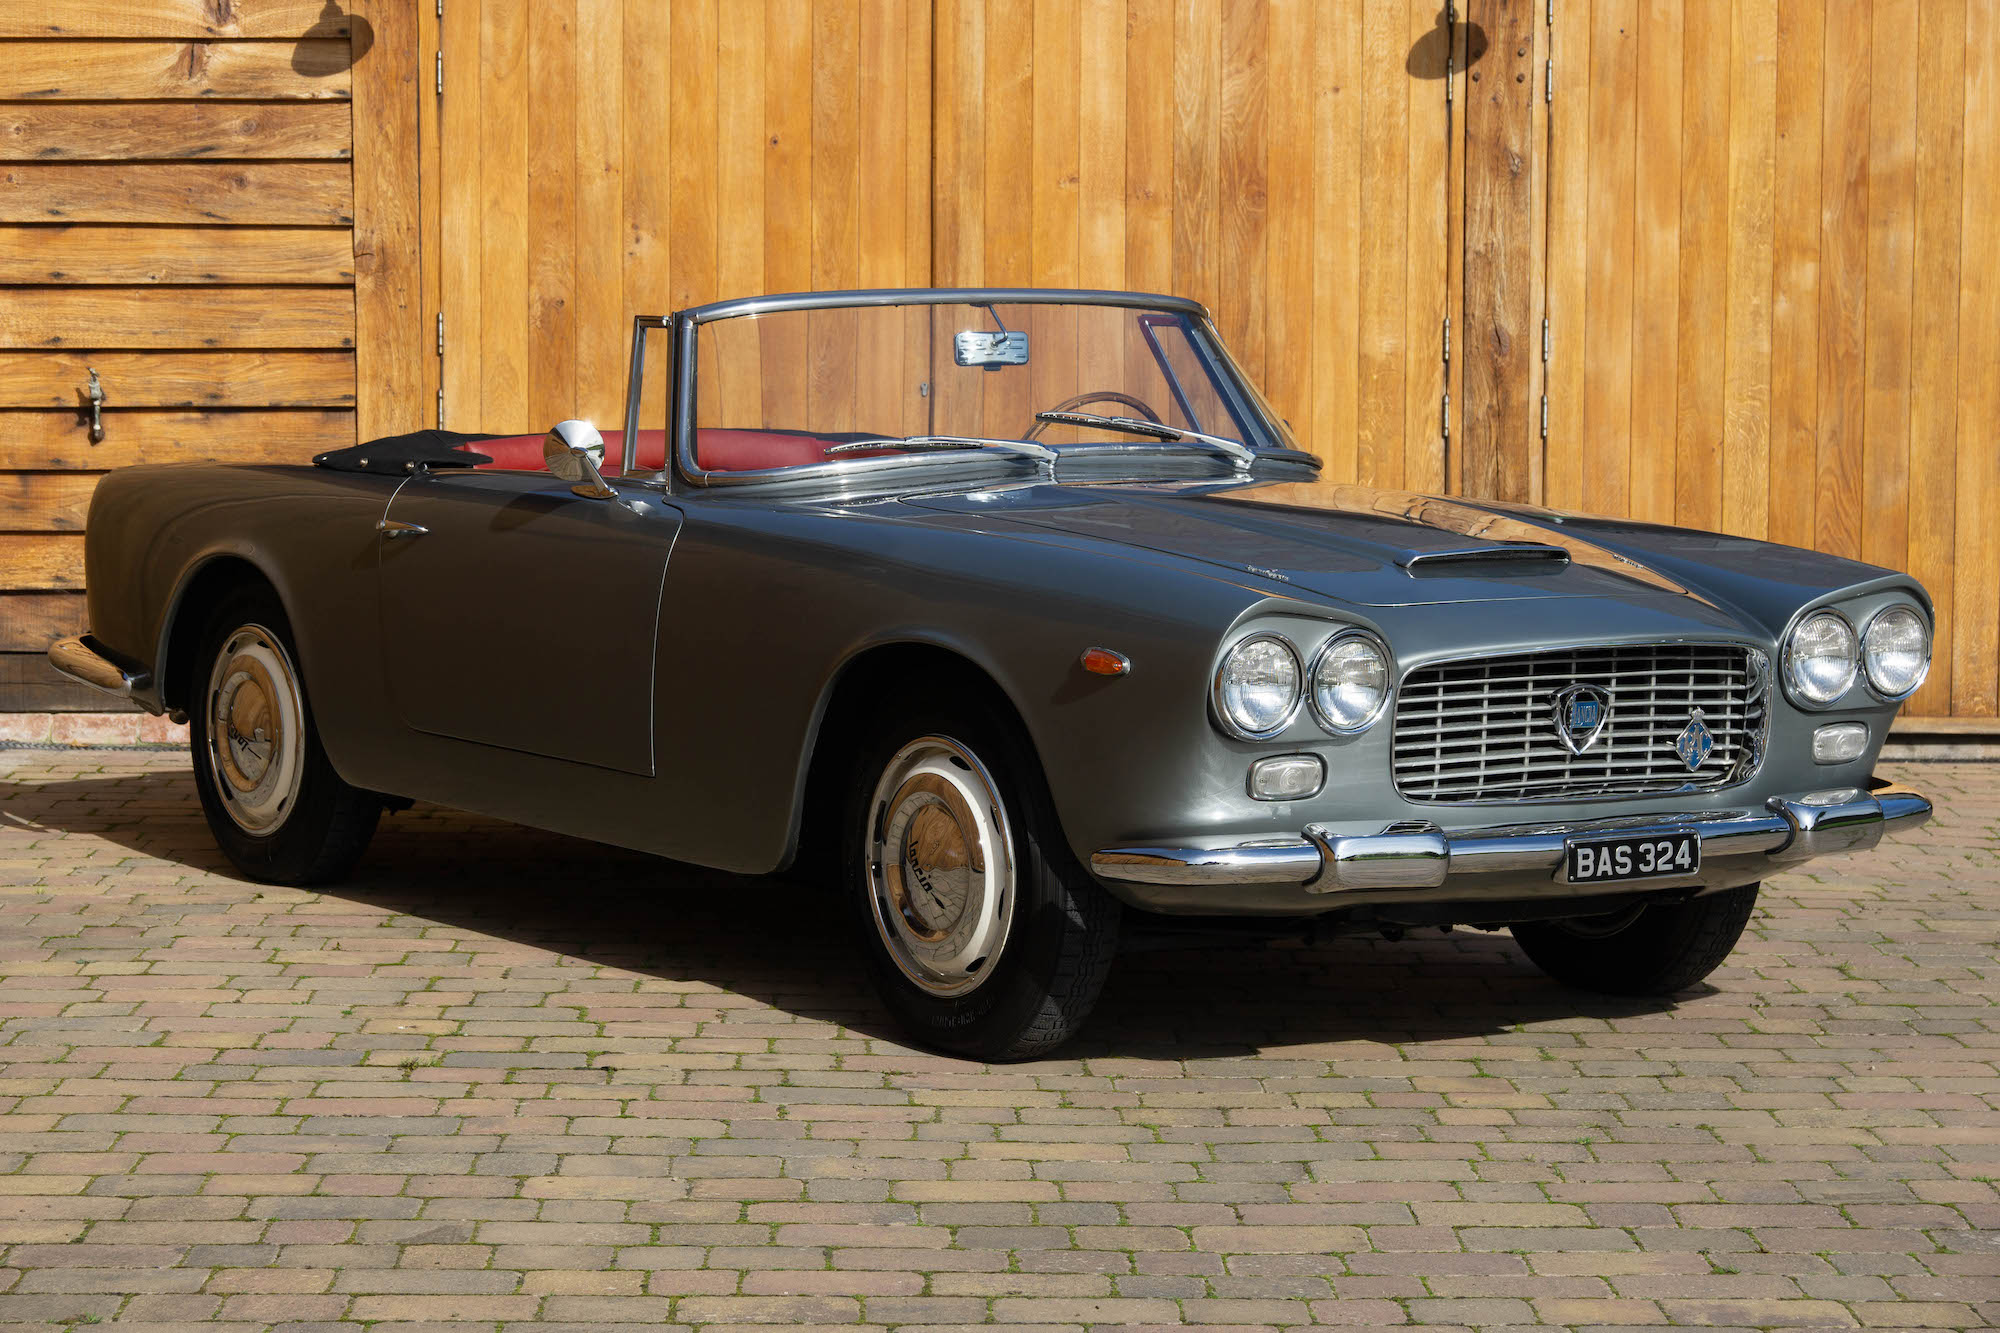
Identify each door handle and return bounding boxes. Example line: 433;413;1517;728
377;519;429;539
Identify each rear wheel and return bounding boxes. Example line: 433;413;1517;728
188;585;380;885
1510;883;1759;995
843;707;1119;1059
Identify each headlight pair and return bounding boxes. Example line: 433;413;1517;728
1782;604;1930;707
1213;629;1391;740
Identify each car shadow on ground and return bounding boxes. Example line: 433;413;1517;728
0;765;1692;1059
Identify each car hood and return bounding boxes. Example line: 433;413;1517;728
902;479;1707;608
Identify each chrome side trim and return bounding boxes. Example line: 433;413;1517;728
48;635;150;699
1090;777;1931;892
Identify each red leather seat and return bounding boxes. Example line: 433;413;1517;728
466;428;890;474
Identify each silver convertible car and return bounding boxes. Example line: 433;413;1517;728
52;288;1932;1058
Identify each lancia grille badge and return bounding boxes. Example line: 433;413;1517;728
1549;683;1613;755
1675;708;1714;771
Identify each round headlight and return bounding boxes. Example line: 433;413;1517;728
1309;632;1391;733
1863;605;1930;699
1783;610;1859;707
1214;634;1302;738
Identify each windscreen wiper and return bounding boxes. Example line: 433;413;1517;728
823;435;1056;464
1032;411;1256;471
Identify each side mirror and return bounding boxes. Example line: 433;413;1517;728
543;419;615;499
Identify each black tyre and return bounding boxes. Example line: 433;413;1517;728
841;703;1119;1060
187;584;380;885
1510;883;1759;995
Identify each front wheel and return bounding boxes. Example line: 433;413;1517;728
843;715;1119;1060
188;585;381;885
1510;883;1760;995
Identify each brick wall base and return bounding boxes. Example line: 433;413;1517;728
0;713;189;745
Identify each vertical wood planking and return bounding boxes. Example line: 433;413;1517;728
1263;0;1309;448
1861;0;1916;573
1542;0;1589;512
1401;0;1445;494
1954;0;1999;714
1462;0;1539;505
1581;1;1635;519
1629;0;1682;527
574;0;624;427
477;1;529;431
1815;2;1868;560
439;0;483;428
1907;0;1963;715
1355;0;1406;488
1673;1;1728;533
350;0;424;443
1218;0;1265;373
1720;0;1774;539
1768;0;1822;550
526;0;578;430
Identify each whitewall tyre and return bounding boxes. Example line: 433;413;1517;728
188;585;380;885
844;710;1119;1060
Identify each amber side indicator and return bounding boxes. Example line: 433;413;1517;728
1080;647;1131;677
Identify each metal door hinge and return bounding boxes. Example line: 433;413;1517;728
1545;57;1554;102
1540;395;1549;441
435;51;443;95
436;312;445;357
1441;393;1451;442
1542;317;1550;364
436;389;445;430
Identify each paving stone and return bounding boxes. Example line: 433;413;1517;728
0;752;1989;1329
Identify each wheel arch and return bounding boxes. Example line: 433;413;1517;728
786;638;1058;878
157;554;289;721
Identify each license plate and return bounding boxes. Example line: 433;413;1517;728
1564;829;1700;884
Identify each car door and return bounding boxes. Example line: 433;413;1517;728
376;468;681;776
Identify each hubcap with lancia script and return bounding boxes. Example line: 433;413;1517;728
864;736;1016;997
205;624;305;835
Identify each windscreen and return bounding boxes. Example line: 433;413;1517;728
689;301;1281;471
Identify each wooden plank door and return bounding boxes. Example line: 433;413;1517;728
932;0;1462;491
435;0;934;437
1461;0;1998;721
0;0;423;711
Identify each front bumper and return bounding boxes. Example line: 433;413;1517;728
1090;778;1931;914
48;634;152;700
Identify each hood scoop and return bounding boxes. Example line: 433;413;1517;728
1400;542;1571;571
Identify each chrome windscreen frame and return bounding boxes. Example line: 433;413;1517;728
653;287;1298;492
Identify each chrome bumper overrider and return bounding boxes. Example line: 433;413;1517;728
1089;780;1932;893
47;635;151;700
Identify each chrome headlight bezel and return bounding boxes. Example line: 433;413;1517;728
1782;608;1860;709
1211;632;1305;741
1860;603;1931;701
1306;629;1394;735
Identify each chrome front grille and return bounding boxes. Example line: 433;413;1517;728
1393;643;1766;804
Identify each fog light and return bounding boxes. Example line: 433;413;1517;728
1811;722;1868;764
1248;754;1324;800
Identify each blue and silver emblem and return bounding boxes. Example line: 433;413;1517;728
1674;708;1714;771
1549;683;1613;755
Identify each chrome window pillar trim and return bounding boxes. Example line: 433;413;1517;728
620;314;673;482
1087;778;1933;891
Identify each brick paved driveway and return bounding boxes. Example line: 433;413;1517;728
0;750;1993;1332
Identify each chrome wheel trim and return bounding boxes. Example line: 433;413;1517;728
204;624;306;835
864;735;1016;998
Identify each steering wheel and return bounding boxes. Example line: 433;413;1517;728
1023;390;1166;441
